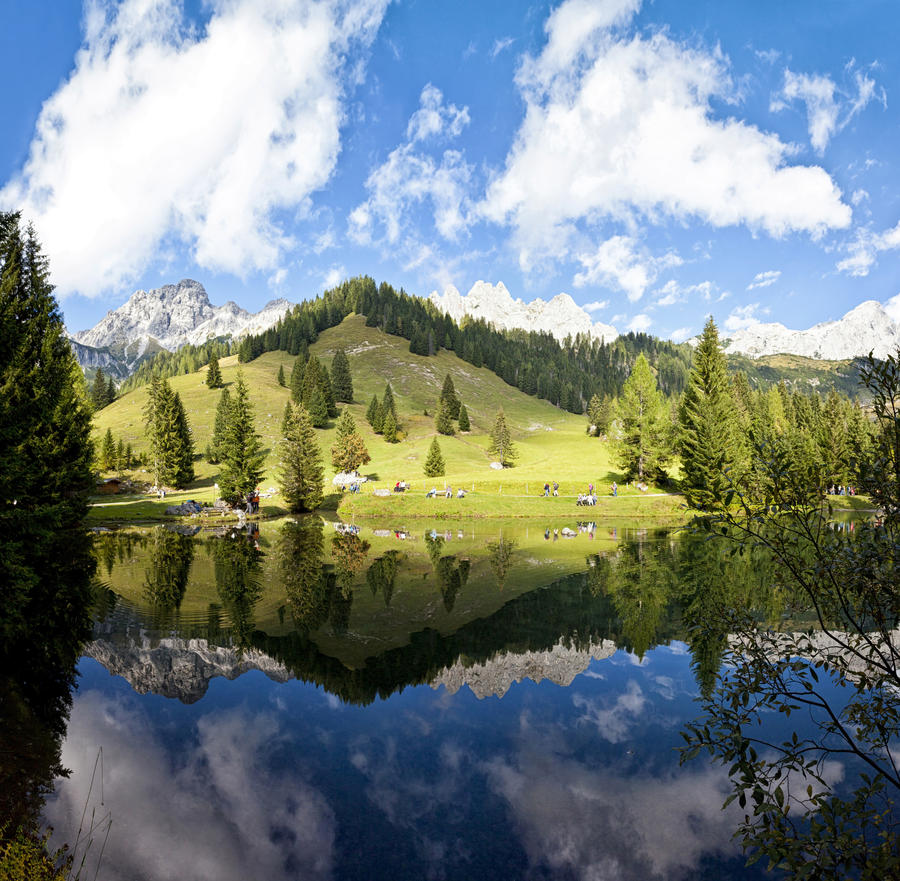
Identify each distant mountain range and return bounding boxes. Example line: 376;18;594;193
722;298;900;361
68;279;294;377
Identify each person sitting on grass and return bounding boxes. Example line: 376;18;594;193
457;488;465;498
445;487;452;499
426;487;437;498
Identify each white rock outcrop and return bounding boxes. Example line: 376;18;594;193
429;281;618;345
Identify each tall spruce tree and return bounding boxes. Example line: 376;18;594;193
277;364;286;387
92;367;112;410
331;408;371;472
144;377;194;487
382;409;398;443
208;387;231;464
106;374;116;407
101;428;115;471
439;374;460;419
290;355;306;403
116;437;126;472
279;403;324;512
366;394;380;428
614;354;668;483
488;408;517;467
457;403;470;432
218;371;265;503
435;397;455;435
206;353;222;388
677;317;737;509
330;348;353;402
168;390;195;487
424;437;445;477
382;383;396;420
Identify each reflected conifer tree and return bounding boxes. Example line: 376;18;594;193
486;538;516;590
435;556;462;612
143;527;195;627
278;519;331;632
331;531;370;596
208;527;263;651
366;551;402;607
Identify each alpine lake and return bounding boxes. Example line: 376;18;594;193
9;513;866;880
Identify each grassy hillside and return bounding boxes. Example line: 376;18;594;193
727;352;865;398
92;315;670;516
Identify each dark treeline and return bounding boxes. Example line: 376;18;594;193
233;276;694;413
119;337;232;394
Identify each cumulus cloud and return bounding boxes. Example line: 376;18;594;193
746;269;781;290
837;220;900;277
583;299;609;312
653;279;719;306
669;326;692;343
627;314;652;334
724;302;769;332
771;67;885;154
491;36;515;58
46;694;335;881
1;0;387;296
884;293;900;324
573;236;681;301
322;264;346;288
480;0;850;272
350;85;472;248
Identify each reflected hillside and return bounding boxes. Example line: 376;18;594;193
86;519;779;705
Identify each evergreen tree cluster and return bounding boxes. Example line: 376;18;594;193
205;353;222;388
90;367;117;410
235;275;695;415
331;408;371;473
98;427;134;472
279;402;324;512
216;372;266;503
144;376;195;488
290;354;337;427
120;338;231;394
435;374;463;436
366;383;399;442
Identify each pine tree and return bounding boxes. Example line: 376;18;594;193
439;374;460;419
677;317;738;509
331;348;353;402
320;363;338;418
290;356;306;403
125;442;133;469
209;387;231;464
281;400;294;436
457;403;470;432
488;408;517;467
106;375;116;406
372;401;385;434
435;397;455;435
144;378;195;487
424;437;445;477
218;371;265;503
366;394;380;428
382;409;398;443
279;403;324;513
306;382;329;428
115;437;126;472
168;390;195;487
92;368;111;410
277;364;286;387
382;383;396;420
615;353;668;483
331;408;371;472
206;353;222;388
101;428;115;471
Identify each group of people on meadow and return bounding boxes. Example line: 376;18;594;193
828;484;855;496
425;486;466;498
542;480;621;504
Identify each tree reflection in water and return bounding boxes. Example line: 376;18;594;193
207;525;264;652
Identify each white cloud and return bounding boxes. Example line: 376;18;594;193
746;269;781;290
481;0;850;272
573;236;681;301
669;326;692;343
851;188;869;206
46;694;335;881
653;279;717;306
884;293;900;324
837;220;900;277
350;85;473;254
627;314;652;333
584;299;609;312
771;67;885;154
322;264;346;288
1;0;388;297
491;37;515;59
725;302;769;332
406;83;470;142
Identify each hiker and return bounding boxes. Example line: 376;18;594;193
543;482;550;497
552;481;559;496
612;482;617;497
588;483;594;495
245;492;253;515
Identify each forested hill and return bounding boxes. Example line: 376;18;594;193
120;275;867;408
235;276;693;414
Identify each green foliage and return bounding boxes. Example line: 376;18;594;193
330;347;353;402
365;394;379;428
120;337;230;395
143;377;195;487
435;396;455;435
0;827;71;881
91;367;115;410
678;317;738;509
424;437;445;477
217;371;265;503
681;350;900;878
281;400;293;436
331;408;371;473
289;355;305;403
488;407;517;467
205;353;222;388
586;392;613;436
101;427;115;471
277;363;286;387
208;387;231;464
279;403;325;512
457;403;470;432
382;409;398;443
382;382;397;421
300;356;330;426
440;373;460;419
613;354;669;482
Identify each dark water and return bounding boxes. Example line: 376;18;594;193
10;518;812;879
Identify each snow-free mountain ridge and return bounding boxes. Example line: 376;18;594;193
74;279;294;354
723;296;900;361
429;281;619;345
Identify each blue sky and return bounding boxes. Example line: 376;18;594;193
2;0;899;339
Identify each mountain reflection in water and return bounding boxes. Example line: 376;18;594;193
34;519;789;880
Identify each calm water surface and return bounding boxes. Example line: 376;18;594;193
38;518;790;880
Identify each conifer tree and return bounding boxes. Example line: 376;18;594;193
115;437;126;472
305;382;329;428
366;394;380;428
168;390;195;487
382;383;396;420
144;377;194;487
457;403;470;432
206;353;222;388
290;356;305;403
92;368;112;410
279;403;324;513
331;408;371;472
101;428;115;471
435;397;455;435
277;364;286;387
372;401;385;434
281;400;293;436
125;442;133;469
615;353;668;483
382;409;398;443
218;371;265;503
488;408;517;467
106;374;116;407
439;374;460;419
330;348;353;402
677;317;738;509
209;387;231;464
320;362;338;418
424;437;445;477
